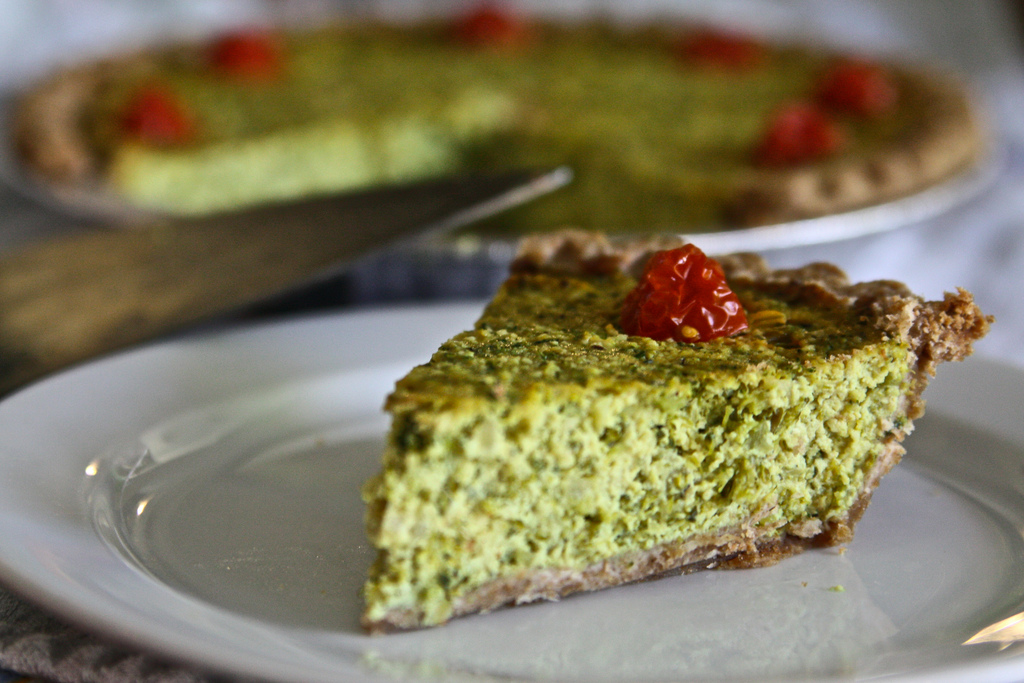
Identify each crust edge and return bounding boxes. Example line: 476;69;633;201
725;68;989;226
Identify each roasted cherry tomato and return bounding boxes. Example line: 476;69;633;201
817;59;897;117
621;244;748;343
754;102;844;166
452;3;531;49
209;30;283;81
120;84;195;146
677;28;765;70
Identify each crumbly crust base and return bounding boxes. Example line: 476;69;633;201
364;231;991;634
13;38;986;227
13;52;160;186
13;65;100;184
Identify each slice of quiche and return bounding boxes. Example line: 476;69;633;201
361;231;991;634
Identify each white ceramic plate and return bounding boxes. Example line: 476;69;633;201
0;304;1023;683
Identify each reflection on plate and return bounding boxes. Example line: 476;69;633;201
0;304;1023;683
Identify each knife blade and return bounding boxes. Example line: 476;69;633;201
0;167;571;397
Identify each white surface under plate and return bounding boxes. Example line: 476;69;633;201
0;304;1023;683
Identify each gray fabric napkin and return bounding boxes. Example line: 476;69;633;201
0;586;225;683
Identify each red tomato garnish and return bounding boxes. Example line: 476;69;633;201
452;3;531;49
209;30;283;81
678;28;765;70
120;85;195;146
621;244;748;343
817;59;897;117
754;102;844;166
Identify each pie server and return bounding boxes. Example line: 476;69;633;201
0;167;571;397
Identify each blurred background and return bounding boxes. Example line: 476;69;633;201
1;0;1023;363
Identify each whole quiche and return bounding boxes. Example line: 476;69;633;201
14;5;987;235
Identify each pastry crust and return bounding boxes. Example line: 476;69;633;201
725;69;988;226
13;64;100;184
365;231;991;634
13;53;157;186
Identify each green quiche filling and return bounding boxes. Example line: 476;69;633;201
363;265;914;630
93;23;825;226
90;26;519;214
